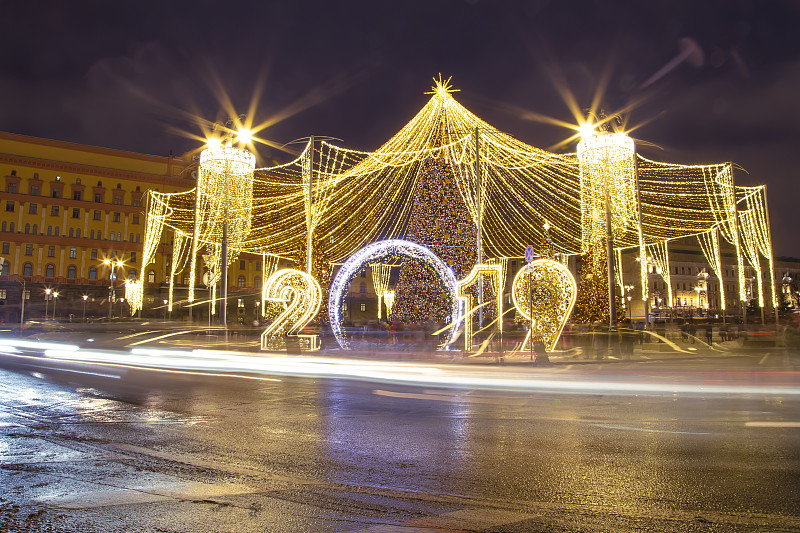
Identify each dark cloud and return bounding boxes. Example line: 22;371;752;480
2;0;799;255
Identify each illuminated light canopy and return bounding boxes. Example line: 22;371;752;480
512;259;577;352
328;240;460;349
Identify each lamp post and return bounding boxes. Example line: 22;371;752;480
52;291;59;321
163;299;168;322
103;259;124;319
82;295;88;323
44;288;51;320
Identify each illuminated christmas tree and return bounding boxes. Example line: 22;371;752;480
392;157;493;323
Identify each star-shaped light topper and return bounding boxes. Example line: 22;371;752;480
425;74;461;97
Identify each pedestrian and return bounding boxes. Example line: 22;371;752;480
705;324;713;345
688;322;697;344
390;322;398;345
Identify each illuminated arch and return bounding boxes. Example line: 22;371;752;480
328;239;461;349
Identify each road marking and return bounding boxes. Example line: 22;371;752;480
593;423;712;435
758;353;770;365
745;421;800;428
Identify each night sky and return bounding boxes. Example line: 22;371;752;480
3;1;799;256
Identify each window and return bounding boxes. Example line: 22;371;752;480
0;263;7;276
359;282;366;294
9;223;13;233
136;234;140;243
25;244;33;256
47;226;52;236
360;303;366;312
0;289;5;299
48;246;55;257
50;205;59;216
113;195;122;205
89;267;97;280
238;298;245;308
110;233;115;241
147;270;156;283
255;261;261;271
254;276;261;289
5;201;14;212
67;265;77;279
237;275;245;287
32;224;37;234
69;247;77;259
132;214;139;224
52;189;60;198
240;260;245;270
54;227;59;236
7;183;16;193
93;210;101;220
117;232;121;241
1;222;5;232
96;230;101;240
94;193;103;203
1;242;8;254
343;303;348;311
72;208;80;218
68;228;74;238
75;228;80;238
28;203;37;214
128;270;136;280
90;230;94;239
73;191;82;201
24;224;30;234
23;263;32;277
132;197;141;207
30;185;39;196
361;270;366;278
130;252;136;263
91;249;97;260
45;264;55;278
129;233;134;242
112;212;120;223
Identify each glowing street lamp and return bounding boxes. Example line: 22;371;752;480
103;258;125;319
52;291;59;321
82;294;88;323
44;288;52;320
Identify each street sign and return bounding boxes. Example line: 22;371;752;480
525;263;536;273
524;245;535;262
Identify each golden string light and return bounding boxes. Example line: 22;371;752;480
125;280;143;316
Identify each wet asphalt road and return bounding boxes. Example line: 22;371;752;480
1;353;799;532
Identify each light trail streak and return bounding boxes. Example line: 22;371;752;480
1;339;798;397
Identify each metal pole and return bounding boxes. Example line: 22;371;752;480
45;292;49;320
306;135;314;275
108;270;113;319
475;127;483;330
529;270;533;362
762;187;780;325
19;280;25;334
83;299;86;323
52;295;56;321
605;185;617;329
221;219;228;326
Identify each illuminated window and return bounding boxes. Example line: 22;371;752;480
237;298;244;308
69;247;77;259
360;303;366;312
237;275;245;287
147;270;155;283
0;289;5;299
254;276;261;288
